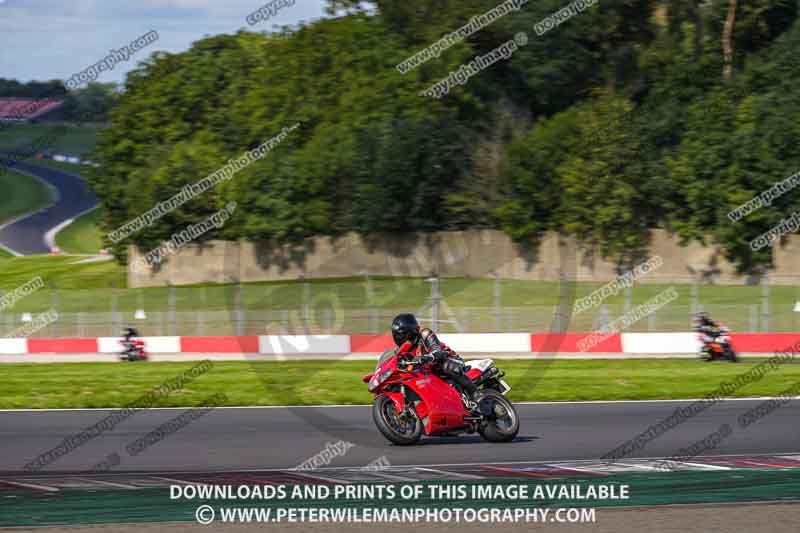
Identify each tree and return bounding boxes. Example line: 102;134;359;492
723;0;738;81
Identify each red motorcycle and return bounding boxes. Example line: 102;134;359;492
697;326;738;362
362;343;520;445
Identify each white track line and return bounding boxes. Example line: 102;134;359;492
12;452;797;479
43;205;99;252
74;478;140;490
0;241;21;257
0;397;788;413
290;471;353;484
615;462;662;471
150;476;206;486
415;467;483;479
0;479;59;492
678;462;731;470
366;472;417;482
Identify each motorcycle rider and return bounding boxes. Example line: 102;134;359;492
693;312;729;360
390;313;486;412
121;326;141;360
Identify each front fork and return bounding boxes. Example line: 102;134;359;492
385;385;417;420
398;384;418;421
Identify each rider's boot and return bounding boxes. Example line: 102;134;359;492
456;375;491;416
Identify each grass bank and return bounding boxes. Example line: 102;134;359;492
55;207;104;254
0;169;54;225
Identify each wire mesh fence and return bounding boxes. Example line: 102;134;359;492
1;275;799;337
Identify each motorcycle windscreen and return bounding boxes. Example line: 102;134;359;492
375;347;397;371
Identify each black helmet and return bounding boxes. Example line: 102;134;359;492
391;313;420;348
694;311;708;322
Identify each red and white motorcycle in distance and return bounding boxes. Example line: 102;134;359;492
119;339;148;362
362;342;520;445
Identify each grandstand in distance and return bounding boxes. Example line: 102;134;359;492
0;98;65;123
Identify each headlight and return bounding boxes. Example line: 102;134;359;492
369;368;393;392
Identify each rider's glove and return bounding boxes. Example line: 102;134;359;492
419;353;436;364
429;350;448;363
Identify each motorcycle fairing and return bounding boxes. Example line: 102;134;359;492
402;371;470;434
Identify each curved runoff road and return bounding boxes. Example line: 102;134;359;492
0;158;97;255
1;399;799;474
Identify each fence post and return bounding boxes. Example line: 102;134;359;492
168;285;177;336
281;309;290;334
235;283;244;336
365;273;377;334
50;282;59;338
202;286;208;336
493;273;502;332
302;281;311;332
555;268;569;333
110;282;119;337
324;308;333;333
624;285;632;315
598;305;611;331
648;310;656;332
136;290;145;333
429;276;440;331
761;274;770;332
196;309;205;336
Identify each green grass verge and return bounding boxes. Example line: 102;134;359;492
0;168;55;225
0;254;125;290
2;359;799;409
55;207;104;254
0;123;98;156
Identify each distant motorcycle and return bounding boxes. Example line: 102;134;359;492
698;327;738;362
363;343;519;445
120;338;148;362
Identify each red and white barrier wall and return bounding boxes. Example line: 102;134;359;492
0;332;796;360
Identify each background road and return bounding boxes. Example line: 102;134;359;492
1;399;798;473
0;159;97;255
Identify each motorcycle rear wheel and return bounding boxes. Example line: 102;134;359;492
373;395;422;445
478;389;520;443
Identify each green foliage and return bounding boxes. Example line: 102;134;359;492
0;78;118;123
495;106;580;241
0;78;67;99
59;83;120;123
86;0;800;274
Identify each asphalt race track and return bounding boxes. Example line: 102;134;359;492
0;159;97;255
1;399;799;474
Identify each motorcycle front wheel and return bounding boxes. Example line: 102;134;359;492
372;395;422;445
